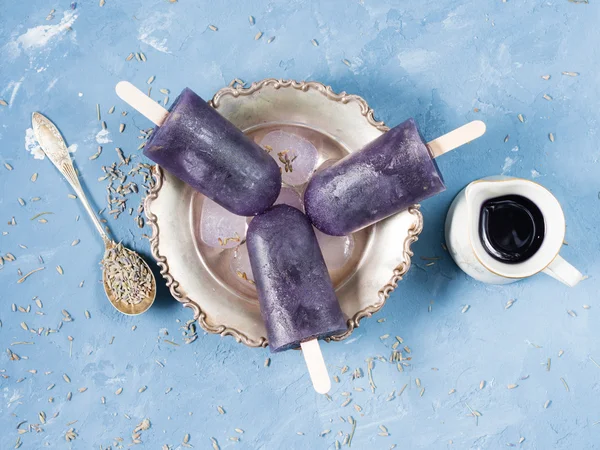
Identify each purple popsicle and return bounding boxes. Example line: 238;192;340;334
143;88;281;216
304;118;445;236
246;205;347;352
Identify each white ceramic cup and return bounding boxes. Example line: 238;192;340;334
445;176;584;287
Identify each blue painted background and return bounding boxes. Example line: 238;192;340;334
1;1;599;449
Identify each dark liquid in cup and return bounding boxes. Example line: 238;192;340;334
479;195;545;264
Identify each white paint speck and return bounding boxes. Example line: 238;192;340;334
106;376;127;385
344;336;362;345
6;389;24;407
78;92;83;97
25;128;45;160
502;156;515;175
141;36;169;53
95;129;112;144
511;146;519;152
531;169;540;178
398;49;440;72
46;78;58;92
3;41;20;59
138;12;172;53
7;78;24;108
67;143;78;153
442;11;472;30
10;11;78;56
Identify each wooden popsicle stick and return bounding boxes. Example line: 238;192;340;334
300;339;331;394
115;81;169;127
427;120;486;158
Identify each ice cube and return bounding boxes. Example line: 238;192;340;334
273;186;303;211
200;197;247;249
314;228;355;270
261;130;318;186
230;244;255;284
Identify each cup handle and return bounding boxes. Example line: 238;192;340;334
542;254;584;287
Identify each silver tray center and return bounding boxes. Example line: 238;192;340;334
189;122;373;305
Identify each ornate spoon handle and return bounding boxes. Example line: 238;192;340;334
31;112;109;241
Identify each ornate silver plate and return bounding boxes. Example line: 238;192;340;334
144;79;423;347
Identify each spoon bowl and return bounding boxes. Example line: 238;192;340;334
102;241;157;315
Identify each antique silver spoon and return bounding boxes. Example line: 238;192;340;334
32;112;156;315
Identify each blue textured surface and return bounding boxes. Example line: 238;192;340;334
1;1;599;449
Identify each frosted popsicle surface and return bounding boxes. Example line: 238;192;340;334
144;88;281;216
247;205;347;352
304;119;445;236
